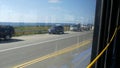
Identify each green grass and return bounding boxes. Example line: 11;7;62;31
14;26;70;36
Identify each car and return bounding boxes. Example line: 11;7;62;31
0;25;15;40
48;25;64;34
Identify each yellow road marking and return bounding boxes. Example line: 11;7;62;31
13;40;91;68
87;26;119;68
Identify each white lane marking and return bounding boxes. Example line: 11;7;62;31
0;33;90;53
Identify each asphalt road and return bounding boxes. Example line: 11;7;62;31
0;31;93;68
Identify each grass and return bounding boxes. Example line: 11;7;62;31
14;26;70;36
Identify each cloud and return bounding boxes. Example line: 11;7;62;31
48;0;61;3
50;6;62;11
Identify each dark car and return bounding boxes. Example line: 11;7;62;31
48;25;64;34
0;25;15;40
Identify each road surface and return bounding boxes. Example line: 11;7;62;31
0;31;93;68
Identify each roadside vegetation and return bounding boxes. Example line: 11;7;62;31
14;26;70;36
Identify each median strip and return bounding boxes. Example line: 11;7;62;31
13;40;91;68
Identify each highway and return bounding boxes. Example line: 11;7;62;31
0;31;93;68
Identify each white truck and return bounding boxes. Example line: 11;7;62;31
70;23;82;31
70;23;93;31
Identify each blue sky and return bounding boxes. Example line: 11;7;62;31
0;0;96;23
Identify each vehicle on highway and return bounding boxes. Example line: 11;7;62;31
70;23;82;31
48;25;64;34
0;25;15;40
70;23;93;31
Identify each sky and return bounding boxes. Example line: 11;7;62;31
0;0;96;23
